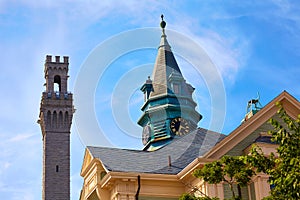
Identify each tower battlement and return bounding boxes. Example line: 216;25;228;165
46;55;69;64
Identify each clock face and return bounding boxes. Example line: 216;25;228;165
170;117;190;136
142;125;151;145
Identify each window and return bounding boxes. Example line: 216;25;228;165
54;75;61;92
100;171;107;180
56;165;59;172
249;182;256;200
173;84;180;94
53;111;57;128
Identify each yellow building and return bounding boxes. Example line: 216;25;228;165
79;17;300;200
80;91;300;200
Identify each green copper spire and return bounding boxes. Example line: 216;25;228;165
138;15;202;151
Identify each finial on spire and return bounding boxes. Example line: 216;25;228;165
160;14;166;29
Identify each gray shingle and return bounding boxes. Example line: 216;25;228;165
149;32;183;98
88;128;226;174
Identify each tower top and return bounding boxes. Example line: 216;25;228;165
46;55;69;64
44;55;70;94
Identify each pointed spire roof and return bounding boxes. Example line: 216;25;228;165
150;15;183;98
138;16;202;150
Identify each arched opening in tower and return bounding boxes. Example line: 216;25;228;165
54;75;61;92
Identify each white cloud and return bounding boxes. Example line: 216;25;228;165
168;17;249;84
8;133;34;142
0;130;41;199
0;161;11;175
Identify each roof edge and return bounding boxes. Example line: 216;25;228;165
80;147;110;178
203;91;300;159
177;157;216;181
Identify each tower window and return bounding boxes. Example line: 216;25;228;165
173;84;180;94
54;75;61;92
53;111;57;128
64;111;69;126
47;111;51;127
56;165;59;172
59;111;63;128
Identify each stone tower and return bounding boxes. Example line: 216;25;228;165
138;16;202;151
38;55;74;200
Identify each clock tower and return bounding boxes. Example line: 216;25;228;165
138;16;202;151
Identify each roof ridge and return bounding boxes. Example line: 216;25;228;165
87;145;146;153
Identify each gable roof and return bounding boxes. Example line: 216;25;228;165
86;128;226;175
203;91;300;159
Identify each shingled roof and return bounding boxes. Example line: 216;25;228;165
87;128;226;175
149;23;187;98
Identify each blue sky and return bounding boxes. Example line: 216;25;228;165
1;1;300;199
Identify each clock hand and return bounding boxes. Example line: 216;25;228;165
178;125;182;133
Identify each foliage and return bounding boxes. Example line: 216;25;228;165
246;145;275;174
190;103;300;200
193;155;254;199
261;196;274;200
179;193;219;200
261;103;300;199
179;193;243;200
